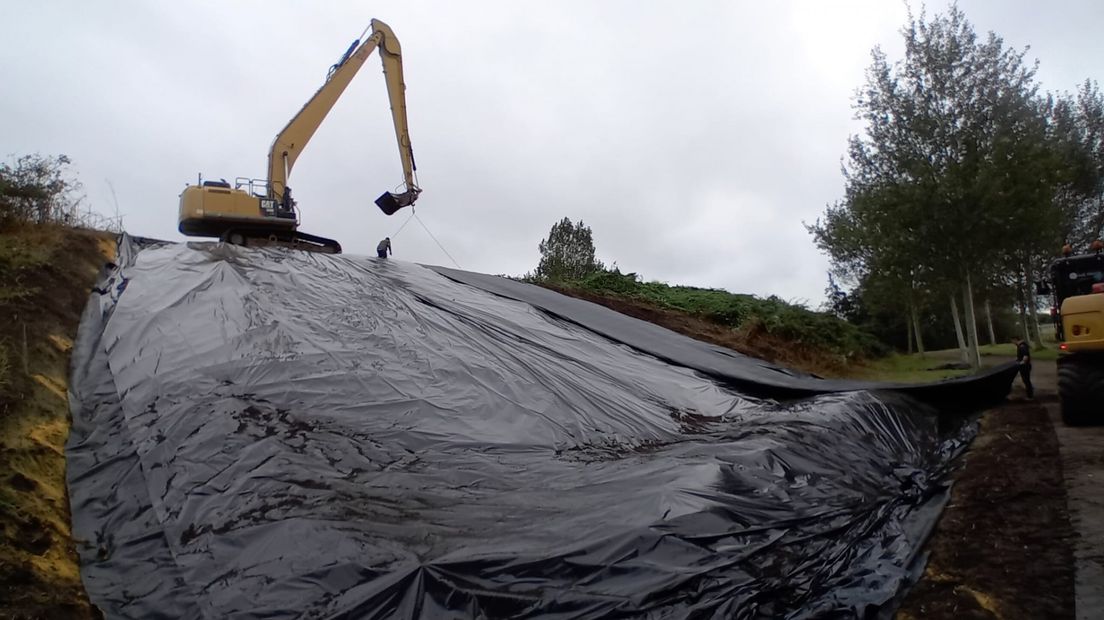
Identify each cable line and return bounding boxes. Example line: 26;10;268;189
414;212;461;269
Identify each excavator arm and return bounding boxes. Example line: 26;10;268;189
266;19;420;215
372;20;421;215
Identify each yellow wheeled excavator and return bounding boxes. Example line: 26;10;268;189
1042;240;1104;424
177;19;421;253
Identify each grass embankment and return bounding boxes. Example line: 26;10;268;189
538;268;1058;384
977;342;1059;361
540;270;886;377
856;343;1059;383
1;223;114;618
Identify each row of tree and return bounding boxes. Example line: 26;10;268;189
810;5;1103;366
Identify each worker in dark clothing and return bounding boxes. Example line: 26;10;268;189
1013;336;1034;399
376;237;392;258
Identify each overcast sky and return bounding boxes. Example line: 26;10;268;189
3;1;1101;303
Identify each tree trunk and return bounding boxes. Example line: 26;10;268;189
1018;292;1032;346
907;319;914;355
963;272;982;369
910;296;926;357
1030;303;1043;347
1025;267;1044;348
950;295;968;363
1018;273;1034;347
984;298;996;345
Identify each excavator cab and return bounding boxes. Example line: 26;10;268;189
1049;253;1104;307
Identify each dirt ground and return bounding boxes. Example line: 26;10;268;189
0;225;113;619
897;360;1076;619
1044;379;1104;619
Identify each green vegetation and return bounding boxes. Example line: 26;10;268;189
809;5;1103;367
1;154;87;400
0;230;60;399
0;226;61;407
857;342;1059;383
526;213;888;363
977;342;1059;361
531;218;605;282
855;353;973;384
564;269;887;360
526;217;887;364
1;154;84;228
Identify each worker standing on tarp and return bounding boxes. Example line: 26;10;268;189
377;237;392;259
1014;336;1034;399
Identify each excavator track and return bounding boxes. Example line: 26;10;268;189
220;229;342;254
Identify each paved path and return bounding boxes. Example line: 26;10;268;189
1025;361;1104;620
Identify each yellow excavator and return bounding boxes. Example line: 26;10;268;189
177;19;420;253
1043;240;1104;424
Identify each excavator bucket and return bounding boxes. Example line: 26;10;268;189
374;189;419;215
375;192;404;215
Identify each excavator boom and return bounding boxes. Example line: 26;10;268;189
373;20;420;214
265;34;382;199
267;18;420;212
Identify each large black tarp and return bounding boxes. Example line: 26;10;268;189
67;238;1017;619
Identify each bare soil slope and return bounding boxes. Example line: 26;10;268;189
1;225;113;619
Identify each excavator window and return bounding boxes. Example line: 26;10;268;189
202;180;232;189
1051;254;1104;304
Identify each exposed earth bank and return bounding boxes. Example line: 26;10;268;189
1;225;114;619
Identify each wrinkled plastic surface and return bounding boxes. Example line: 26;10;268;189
67;238;1016;619
428;266;1020;407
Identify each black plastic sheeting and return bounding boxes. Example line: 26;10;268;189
67;237;1018;619
428;266;1019;408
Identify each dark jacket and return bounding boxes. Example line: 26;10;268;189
1016;342;1031;365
